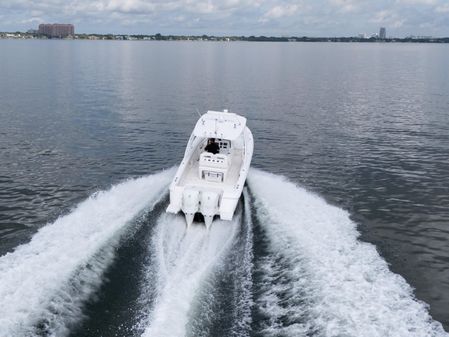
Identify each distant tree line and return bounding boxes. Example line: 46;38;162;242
2;31;449;43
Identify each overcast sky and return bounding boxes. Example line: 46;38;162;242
1;0;449;37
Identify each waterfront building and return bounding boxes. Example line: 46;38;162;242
379;27;386;39
38;24;74;38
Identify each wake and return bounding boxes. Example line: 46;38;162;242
1;166;447;337
138;210;241;337
0;169;173;337
248;169;448;337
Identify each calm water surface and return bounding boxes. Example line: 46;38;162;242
0;40;448;333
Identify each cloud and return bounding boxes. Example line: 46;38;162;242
372;10;406;28
260;4;300;22
435;4;449;12
329;0;359;13
395;0;437;5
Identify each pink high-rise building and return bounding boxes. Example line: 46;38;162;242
38;24;74;38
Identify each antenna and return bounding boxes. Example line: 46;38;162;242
195;108;202;117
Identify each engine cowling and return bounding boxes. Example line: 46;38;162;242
182;189;200;227
200;191;219;229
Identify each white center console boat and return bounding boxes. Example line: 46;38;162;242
166;109;253;228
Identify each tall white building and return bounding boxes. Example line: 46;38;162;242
379;27;386;39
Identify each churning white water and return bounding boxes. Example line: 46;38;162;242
1;167;447;337
248;169;448;337
140;212;240;337
0;169;173;337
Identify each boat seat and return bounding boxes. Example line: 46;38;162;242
200;152;231;168
199;152;231;182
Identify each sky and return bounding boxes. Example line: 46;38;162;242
1;0;449;37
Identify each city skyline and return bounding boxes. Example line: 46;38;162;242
1;0;449;37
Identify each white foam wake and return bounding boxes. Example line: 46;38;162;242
140;213;240;337
228;189;254;336
248;169;448;337
0;169;174;337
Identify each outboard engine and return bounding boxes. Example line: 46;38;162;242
200;191;219;229
182;189;200;227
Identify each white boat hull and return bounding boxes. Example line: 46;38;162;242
166;110;253;228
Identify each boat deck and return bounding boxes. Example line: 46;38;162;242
179;149;243;194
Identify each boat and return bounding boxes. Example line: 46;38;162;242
166;109;253;228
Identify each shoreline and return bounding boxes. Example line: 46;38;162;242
1;33;449;43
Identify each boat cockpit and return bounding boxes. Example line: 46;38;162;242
199;138;232;183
